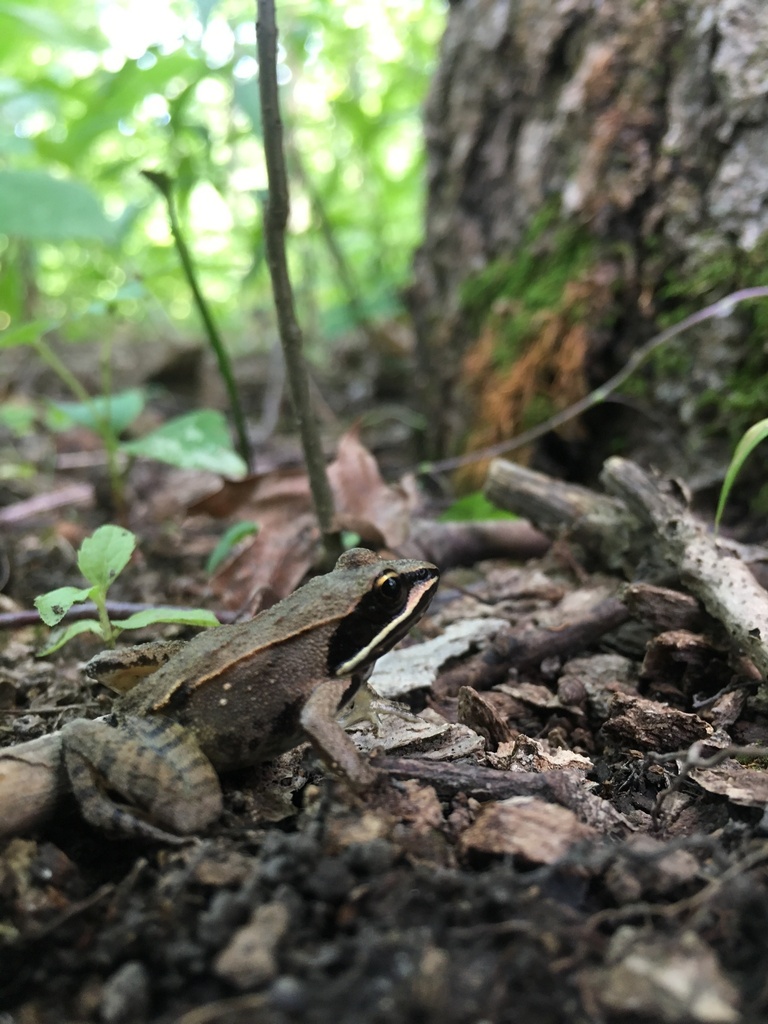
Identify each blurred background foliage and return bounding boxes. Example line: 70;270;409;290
0;0;444;357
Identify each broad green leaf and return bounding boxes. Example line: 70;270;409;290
48;388;146;436
0;170;115;243
121;410;248;479
439;492;517;522
35;585;94;626
716;418;768;530
0;2;103;50
112;608;220;631
38;619;104;656
63;50;199;157
206;521;258;573
77;525;136;591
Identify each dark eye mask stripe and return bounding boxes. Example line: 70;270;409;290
332;574;438;675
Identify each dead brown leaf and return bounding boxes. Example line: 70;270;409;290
210;513;318;614
195;428;419;613
328;426;415;547
189;465;312;520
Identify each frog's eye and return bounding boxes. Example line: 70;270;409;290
375;572;405;604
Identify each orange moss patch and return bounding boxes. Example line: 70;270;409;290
459;274;615;489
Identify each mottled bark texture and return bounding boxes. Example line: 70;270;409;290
407;0;768;489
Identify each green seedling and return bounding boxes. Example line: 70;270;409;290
2;322;248;512
206;521;259;573
35;524;219;655
715;418;768;530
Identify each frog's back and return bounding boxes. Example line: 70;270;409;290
114;577;350;770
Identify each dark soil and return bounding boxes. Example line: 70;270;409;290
3;462;768;1024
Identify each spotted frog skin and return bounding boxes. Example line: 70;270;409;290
60;548;439;842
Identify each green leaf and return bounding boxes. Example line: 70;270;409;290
35;585;94;626
0;318;59;349
112;608;220;631
38;619;104;656
0;170;115;243
0;400;37;436
715;418;768;530
0;2;103;50
47;388;146;436
206;522;258;573
121;410;248;478
439;492;518;522
77;525;136;591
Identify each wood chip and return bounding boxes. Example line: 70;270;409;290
459;796;598;863
601;693;712;751
690;758;768;808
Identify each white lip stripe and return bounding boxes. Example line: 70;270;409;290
336;576;438;675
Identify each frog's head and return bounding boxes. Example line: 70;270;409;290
322;547;439;677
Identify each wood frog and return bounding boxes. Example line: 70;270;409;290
60;548;439;842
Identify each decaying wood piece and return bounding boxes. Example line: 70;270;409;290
399;517;550;568
486;455;768;682
621;583;708;633
484;459;637;571
437;590;630;696
601;457;768;680
378;757;629;833
0;734;67;838
459;796;598;863
602;693;712;753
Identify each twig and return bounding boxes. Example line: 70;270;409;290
648;740;768;822
437;593;629;695
256;0;340;563
602;457;768;679
142;170;251;468
587;842;768;932
420;286;768;475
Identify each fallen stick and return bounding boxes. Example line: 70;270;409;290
437;592;629;696
601;457;768;680
0;733;67;838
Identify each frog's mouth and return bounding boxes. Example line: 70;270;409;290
329;568;439;677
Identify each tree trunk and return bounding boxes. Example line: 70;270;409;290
407;0;768;494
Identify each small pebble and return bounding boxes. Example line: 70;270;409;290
100;961;149;1024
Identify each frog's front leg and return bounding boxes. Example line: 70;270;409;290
60;715;223;842
300;679;379;790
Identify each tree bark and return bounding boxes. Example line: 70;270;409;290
408;0;768;489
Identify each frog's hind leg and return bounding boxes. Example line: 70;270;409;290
61;715;223;842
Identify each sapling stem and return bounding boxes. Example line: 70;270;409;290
256;0;341;564
142;170;252;469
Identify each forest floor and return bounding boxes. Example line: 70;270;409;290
3;404;768;1024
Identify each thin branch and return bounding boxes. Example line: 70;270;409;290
421;286;768;475
255;0;339;562
142;170;252;468
648;740;768;822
